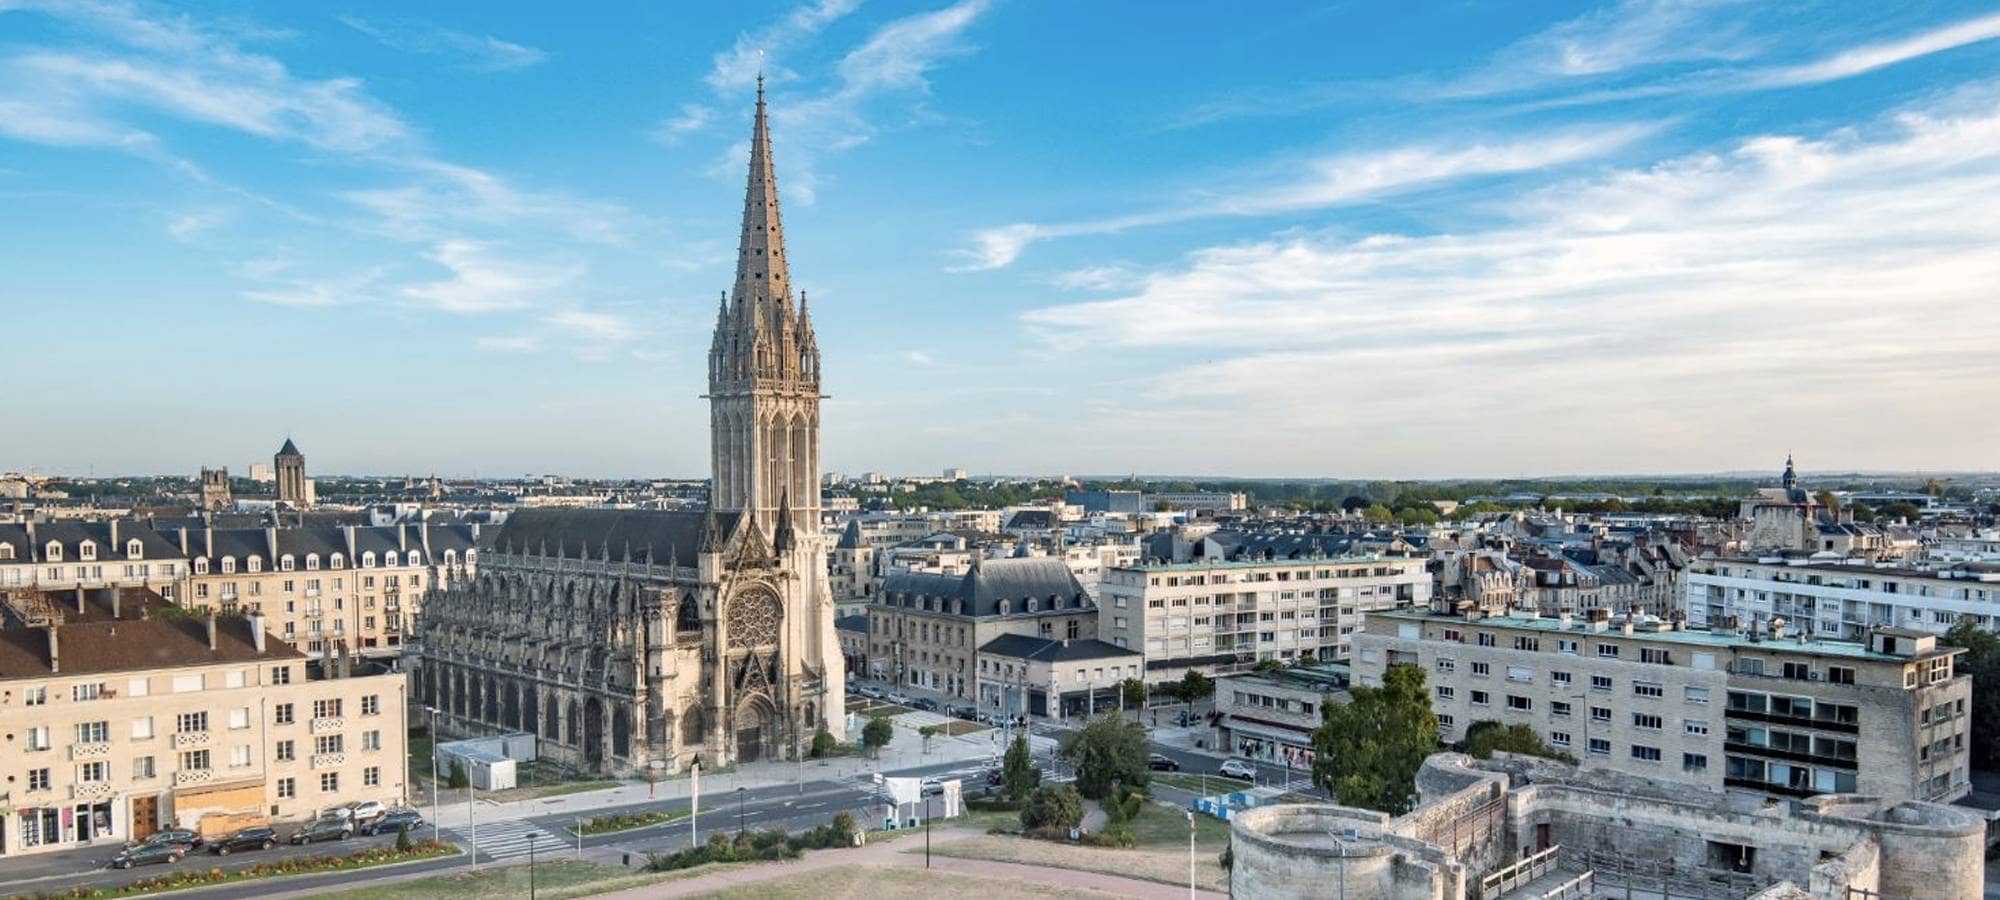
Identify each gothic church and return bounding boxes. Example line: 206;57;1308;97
416;82;843;774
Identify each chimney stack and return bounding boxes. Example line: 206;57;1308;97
75;586;86;616
45;625;58;673
205;612;218;651
110;587;121;620
249;614;267;653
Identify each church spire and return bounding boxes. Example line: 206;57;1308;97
732;71;790;324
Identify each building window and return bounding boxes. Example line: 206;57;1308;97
275;703;295;725
313;699;343;719
1436;686;1455;701
1513;636;1539;651
1590;706;1611;723
78;761;108;782
1684;720;1709;737
1633;682;1664;698
1685;686;1710;704
1597;645;1620;659
28;768;50;791
320;772;339;792
1507;695;1533;711
1550;671;1571;686
1587;738;1611;755
73;682;104;702
1640;648;1673;665
276;740;295;761
1551;701;1572;717
1477;633;1496;647
1827;666;1855;685
364;766;380;787
1550;731;1572;747
76;720;109;743
1632;713;1662;730
363;730;381;751
134;756;155;779
1471;661;1491;677
277;777;296;799
24;686;46;706
1436;657;1456;673
272;666;291;685
1590;675;1612;692
1630;745;1662;762
315;735;343;755
1683;753;1709;772
176;712;208;734
181;749;211;771
361;695;380;716
1470;690;1490;706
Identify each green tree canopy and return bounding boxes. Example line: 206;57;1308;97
1461;720;1575;763
1003;732;1041;802
1398;507;1440;526
1362;504;1396;524
861;715;895;757
1311;664;1438;814
1120;678;1147;710
1178;669;1215;703
1847;501;1875;522
1020;784;1085;834
1060;714;1151;800
1879;501;1923;522
1943;622;2000;770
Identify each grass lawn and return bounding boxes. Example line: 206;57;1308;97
936;720;989;736
929;832;1227;892
699;862;1130;899
304;858;741;900
573;808;689;836
1150;772;1247;795
1127;800;1231;851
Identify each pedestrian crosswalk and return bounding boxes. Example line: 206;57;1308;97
446;817;566;862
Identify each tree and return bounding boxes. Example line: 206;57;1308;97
1003;732;1041;802
1020;784;1084;834
1398;507;1439;526
1119;678;1147;713
1943;622;2000;770
1362;504;1395;524
1060;713;1150;800
861;715;894;758
1340;495;1371;511
447;759;469;789
811;729;838;759
1814;490;1842;515
1177;669;1214;705
1311;664;1438;814
1252;659;1285;672
919;724;941;753
1461;720;1575;763
1848;501;1875;522
395;823;413;852
1880;501;1922;522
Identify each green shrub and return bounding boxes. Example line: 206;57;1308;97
1084;823;1136;848
447;759;469;789
811;729;837;759
1019;784;1084;833
395;823;412;852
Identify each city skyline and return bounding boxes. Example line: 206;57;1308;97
4;1;1999;479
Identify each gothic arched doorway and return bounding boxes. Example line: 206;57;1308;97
583;698;606;769
613;704;632;759
735;696;775;764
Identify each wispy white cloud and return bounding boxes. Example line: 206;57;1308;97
1020;90;2000;472
1744;11;2000;88
546;308;637;342
959;124;1654;269
342;159;640;247
338;16;548;73
238;265;386;308
164;207;226;241
649;103;713;143
902;350;935;366
706;0;861;93
475;334;542;352
400;240;582;314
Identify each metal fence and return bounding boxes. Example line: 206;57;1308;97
1561;847;1764;900
1478;843;1562;898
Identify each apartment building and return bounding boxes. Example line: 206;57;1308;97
166;522;478;658
862;557;1099;701
0;520;186;594
975;634;1143;719
1214;664;1350;771
1097;556;1430;683
1354;608;1969;805
1688;556;2000;640
0;587;408;857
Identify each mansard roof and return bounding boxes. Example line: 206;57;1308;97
487;508;739;567
878;556;1091;617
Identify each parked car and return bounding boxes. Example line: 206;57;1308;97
886;692;912;705
332;800;388;828
111;842;184;869
921;777;946;796
288;817;354;845
361;809;424;836
912;697;940;712
1218;759;1258;780
948;705;978;721
1147;753;1182;772
209;826;278;855
858;685;884;700
130;828;203;851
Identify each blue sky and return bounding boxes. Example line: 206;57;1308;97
3;1;1998;480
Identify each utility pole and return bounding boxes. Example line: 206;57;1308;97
467;783;477;871
528;833;538;900
427;706;441;845
1187;809;1196;900
690;760;701;847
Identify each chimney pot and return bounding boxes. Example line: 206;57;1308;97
46;625;59;673
205;612;218;651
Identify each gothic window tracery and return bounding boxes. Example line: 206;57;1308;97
727;588;781;649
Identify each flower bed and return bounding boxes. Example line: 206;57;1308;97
7;840;456;899
572;808;688;836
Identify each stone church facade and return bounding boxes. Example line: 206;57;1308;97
414;80;843;775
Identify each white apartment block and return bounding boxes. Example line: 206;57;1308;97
1688;556;2000;640
1354;608;1969;805
0;588;409;857
1097;556;1430;683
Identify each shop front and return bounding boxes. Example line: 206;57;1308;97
8;800;117;855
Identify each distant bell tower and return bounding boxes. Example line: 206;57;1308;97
707;74;822;530
275;438;307;507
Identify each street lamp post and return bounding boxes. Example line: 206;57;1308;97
736;786;746;835
426;706;441;845
1186;810;1196;900
528;833;538;900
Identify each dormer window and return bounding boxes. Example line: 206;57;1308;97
220;557;236;574
306;554;320;571
330;553;345;569
464;550;477;563
126;539;143;559
247;557;263;573
999;600;1011;615
194;557;209;575
444;550;458;566
407;551;422;566
384;551;399;567
1026;597;1038;613
0;543;13;561
46;542;63;562
78;541;96;561
361;552;376;568
280;555;294;572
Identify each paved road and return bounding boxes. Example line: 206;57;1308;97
0;827;432;898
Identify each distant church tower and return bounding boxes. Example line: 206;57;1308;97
708;74;821;529
275;438;307;507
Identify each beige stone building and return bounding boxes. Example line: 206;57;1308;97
0;520;187;595
974;634;1142;720
164;522;478;659
1355;607;1969;805
0;587;407;857
863;556;1099;703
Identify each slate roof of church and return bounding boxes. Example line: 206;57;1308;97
485;508;741;566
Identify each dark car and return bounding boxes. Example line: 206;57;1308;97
289;816;354;845
111;841;185;869
209;826;278;855
912;697;939;712
132;828;204;851
361;809;424;836
1147;753;1181;772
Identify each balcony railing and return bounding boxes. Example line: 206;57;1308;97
173;770;212;787
311;753;346;769
72;782;114;800
171;731;210;749
310;716;344;734
70;741;111;759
